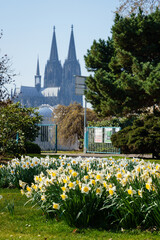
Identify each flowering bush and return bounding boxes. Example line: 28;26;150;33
19;156;160;229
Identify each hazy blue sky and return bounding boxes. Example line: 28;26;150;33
0;0;119;91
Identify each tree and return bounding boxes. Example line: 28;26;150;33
84;9;160;117
117;0;160;15
84;38;115;116
0;101;42;156
52;102;98;148
111;113;160;158
0;31;15;100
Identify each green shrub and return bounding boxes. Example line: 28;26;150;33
111;114;160;158
25;141;41;154
0;101;42;157
88;116;136;128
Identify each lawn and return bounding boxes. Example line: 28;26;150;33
0;188;160;240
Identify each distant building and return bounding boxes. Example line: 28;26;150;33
13;26;82;107
34;104;79;151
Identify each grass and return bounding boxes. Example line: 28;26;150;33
0;189;160;240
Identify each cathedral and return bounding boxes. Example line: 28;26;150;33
13;26;82;107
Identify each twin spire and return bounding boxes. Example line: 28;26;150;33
36;25;77;68
49;25;77;61
36;25;79;89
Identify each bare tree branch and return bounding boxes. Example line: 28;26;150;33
116;0;160;15
0;30;15;101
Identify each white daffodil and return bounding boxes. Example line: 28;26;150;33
41;194;46;201
116;171;122;180
19;180;26;189
138;189;143;198
60;193;68;200
81;184;91;194
108;186;116;196
96;186;103;196
127;186;136;197
68;181;76;189
53;202;60;210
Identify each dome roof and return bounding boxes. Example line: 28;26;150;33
38;104;54;118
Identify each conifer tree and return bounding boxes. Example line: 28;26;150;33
84;9;160;117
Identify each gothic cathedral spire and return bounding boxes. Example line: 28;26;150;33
44;26;62;88
36;57;40;75
50;26;59;61
67;25;77;60
35;56;41;91
61;25;82;106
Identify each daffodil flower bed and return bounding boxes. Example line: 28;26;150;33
19;156;160;229
0;156;60;188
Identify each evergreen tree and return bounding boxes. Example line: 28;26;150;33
111;113;160;158
84;9;160;117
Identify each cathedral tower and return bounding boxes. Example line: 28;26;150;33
35;57;41;91
61;25;82;105
44;26;62;88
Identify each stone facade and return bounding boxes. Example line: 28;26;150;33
13;26;82;107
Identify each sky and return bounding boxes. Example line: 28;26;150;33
0;0;119;92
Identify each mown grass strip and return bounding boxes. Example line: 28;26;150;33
0;188;160;240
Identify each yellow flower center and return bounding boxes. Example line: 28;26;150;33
68;182;74;188
128;189;133;195
138;190;142;197
52;172;56;177
33;185;38;190
72;172;78;177
61;186;66;191
27;186;31;192
96;175;101;180
91;180;96;185
109;189;114;195
146;183;151;190
103;182;107;188
53;203;60;209
60;194;67;200
117;173;122;178
35;176;39;181
83;186;89;193
84;175;89;180
96;188;101;194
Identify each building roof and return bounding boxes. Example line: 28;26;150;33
20;86;43;97
41;87;60;97
19;86;60;98
38;104;55;119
